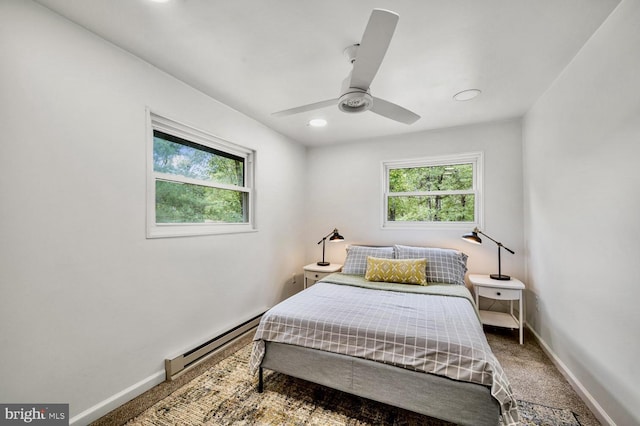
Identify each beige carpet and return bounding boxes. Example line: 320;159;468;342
92;327;600;426
485;328;599;426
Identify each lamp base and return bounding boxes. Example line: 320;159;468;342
317;261;330;266
490;274;511;281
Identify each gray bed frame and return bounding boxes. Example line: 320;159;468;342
258;341;500;426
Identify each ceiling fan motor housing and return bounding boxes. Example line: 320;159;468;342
339;90;373;113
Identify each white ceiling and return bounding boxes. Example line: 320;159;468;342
34;0;619;146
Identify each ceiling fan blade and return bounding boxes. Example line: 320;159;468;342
370;96;420;124
349;9;399;90
272;98;338;117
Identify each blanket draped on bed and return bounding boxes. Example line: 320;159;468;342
250;273;519;425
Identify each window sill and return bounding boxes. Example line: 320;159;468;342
146;223;257;239
382;221;480;231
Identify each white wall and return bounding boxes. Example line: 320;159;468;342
3;0;637;424
0;1;306;423
305;120;525;286
523;0;640;424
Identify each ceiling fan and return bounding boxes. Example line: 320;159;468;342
272;9;420;125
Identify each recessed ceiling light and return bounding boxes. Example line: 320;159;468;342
148;0;171;3
453;89;481;101
308;118;327;127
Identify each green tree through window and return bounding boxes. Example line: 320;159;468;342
153;131;247;224
383;153;481;227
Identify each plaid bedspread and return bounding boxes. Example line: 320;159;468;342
250;273;519;425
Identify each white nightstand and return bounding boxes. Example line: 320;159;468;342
469;274;525;344
303;263;342;289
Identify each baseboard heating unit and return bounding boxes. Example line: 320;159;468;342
165;311;265;380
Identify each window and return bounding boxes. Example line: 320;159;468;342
382;152;482;229
147;112;255;238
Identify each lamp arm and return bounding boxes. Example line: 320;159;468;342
476;229;515;254
317;228;337;245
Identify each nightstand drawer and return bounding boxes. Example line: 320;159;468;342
477;286;520;300
305;270;332;281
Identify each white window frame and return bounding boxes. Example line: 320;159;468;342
146;110;256;238
382;152;483;230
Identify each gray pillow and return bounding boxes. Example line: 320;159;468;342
394;245;468;285
342;245;395;275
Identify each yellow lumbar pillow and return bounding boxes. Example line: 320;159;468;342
365;257;428;285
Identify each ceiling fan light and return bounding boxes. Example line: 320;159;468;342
339;91;373;113
453;89;481;101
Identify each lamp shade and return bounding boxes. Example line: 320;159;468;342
461;229;482;245
329;229;345;242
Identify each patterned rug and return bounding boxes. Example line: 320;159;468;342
126;344;581;425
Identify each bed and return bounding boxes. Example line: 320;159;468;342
250;245;519;426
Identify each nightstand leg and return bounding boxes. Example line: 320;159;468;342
519;295;524;345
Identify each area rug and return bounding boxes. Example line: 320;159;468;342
126;344;581;426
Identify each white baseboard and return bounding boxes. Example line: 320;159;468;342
69;370;165;426
525;324;616;426
69;311;267;425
